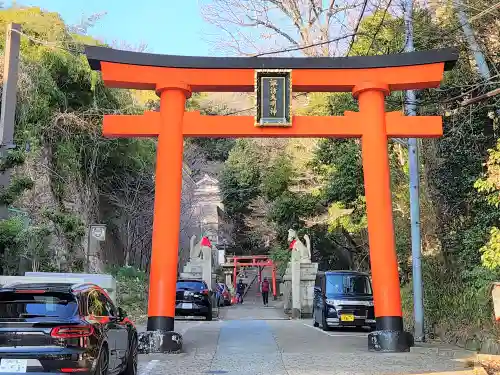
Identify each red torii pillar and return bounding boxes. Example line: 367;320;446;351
85;46;457;353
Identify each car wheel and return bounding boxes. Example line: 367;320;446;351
121;336;138;375
321;312;330;331
206;308;213;321
94;346;109;375
312;309;319;328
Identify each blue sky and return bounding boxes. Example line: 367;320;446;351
6;0;214;55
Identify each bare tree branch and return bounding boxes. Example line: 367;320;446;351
201;0;382;57
247;16;300;45
347;0;369;56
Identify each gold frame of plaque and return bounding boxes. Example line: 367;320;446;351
254;69;292;127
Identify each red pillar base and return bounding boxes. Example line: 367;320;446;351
138;330;182;354
368;316;413;352
139;316;182;353
368;317;414;352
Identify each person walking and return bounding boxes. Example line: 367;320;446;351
261;277;270;306
236;279;245;304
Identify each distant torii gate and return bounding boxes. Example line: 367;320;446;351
85;46;457;353
229;255;277;299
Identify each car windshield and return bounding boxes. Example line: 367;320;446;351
0;291;78;319
176;281;205;291
325;274;372;296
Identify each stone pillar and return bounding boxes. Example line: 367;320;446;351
201;245;212;288
225;272;232;288
291;250;301;319
283;257;318;318
299;263;318;318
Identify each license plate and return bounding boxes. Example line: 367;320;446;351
340;314;355;322
181;303;193;309
0;359;28;373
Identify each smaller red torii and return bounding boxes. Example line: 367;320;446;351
228;255;277;299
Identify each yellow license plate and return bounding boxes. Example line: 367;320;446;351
340;314;354;322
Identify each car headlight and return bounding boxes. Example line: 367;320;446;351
367;301;374;307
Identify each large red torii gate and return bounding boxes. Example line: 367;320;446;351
85;46;457;353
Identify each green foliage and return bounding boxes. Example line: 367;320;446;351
474;140;500;272
269;246;291;277
43;209;85;243
221;139;263;216
189;138;236;162
0;6;159;273
0;176;34;205
0;149;26;172
261;155;294;201
2;224;53;274
0;217;26;273
402;259;500;337
268;192;317;230
0;6;67;47
327;199;367;234
109;266;148;323
474;139;500;208
298;92;357;116
313;139;364;204
480;228;500;270
0;217;24;248
349;11;404;56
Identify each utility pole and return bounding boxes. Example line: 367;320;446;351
455;0;491;80
454;0;499;117
0;23;21;220
403;0;425;342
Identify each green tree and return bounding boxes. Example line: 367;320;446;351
221;139;263;216
261;155;294;201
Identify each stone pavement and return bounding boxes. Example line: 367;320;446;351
137;297;478;375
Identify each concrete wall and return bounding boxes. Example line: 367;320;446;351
24;272;117;303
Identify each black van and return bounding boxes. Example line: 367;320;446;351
312;270;376;331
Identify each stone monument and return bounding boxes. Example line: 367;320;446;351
283;229;318;319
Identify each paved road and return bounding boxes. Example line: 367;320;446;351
137;293;477;375
138;318;475;375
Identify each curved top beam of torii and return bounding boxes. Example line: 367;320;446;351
85;45;457;72
84;46;458;93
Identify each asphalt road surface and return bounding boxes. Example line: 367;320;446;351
137;291;477;375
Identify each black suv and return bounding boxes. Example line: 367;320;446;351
175;279;212;320
0;282;138;375
313;271;376;331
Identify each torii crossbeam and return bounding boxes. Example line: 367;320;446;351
85;46;457;354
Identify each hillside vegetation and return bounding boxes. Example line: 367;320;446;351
0;6;221;276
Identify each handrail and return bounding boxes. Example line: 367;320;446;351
243;272;259;298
